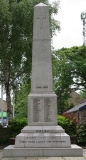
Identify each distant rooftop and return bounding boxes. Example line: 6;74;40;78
66;101;86;113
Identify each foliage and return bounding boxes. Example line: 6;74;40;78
56;88;72;114
53;46;86;112
8;117;27;137
80;90;86;100
0;126;10;144
0;0;60;122
76;125;86;144
58;115;76;136
14;81;31;118
53;45;86;92
0;135;10;145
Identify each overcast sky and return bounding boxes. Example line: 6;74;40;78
50;0;86;49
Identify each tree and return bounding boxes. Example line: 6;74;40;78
80;89;86;100
0;0;60;122
52;46;86;112
14;80;31;118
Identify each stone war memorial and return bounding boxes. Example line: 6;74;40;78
4;3;83;157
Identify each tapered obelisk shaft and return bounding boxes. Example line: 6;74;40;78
28;3;57;126
31;3;53;93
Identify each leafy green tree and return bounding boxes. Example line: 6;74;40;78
14;81;31;118
52;46;86;112
80;89;86;100
0;0;60;122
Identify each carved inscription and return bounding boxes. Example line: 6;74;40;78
32;97;54;123
44;98;52;122
36;86;48;88
36;130;50;132
20;140;65;143
33;98;41;122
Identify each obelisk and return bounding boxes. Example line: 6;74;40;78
28;2;57;126
3;3;83;157
31;3;53;92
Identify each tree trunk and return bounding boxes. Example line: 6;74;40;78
2;62;13;123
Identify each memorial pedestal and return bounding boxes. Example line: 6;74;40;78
15;125;70;148
28;93;57;126
4;125;83;157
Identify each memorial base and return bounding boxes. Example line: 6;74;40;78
3;125;83;157
3;145;83;157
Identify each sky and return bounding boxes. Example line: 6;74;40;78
50;0;86;49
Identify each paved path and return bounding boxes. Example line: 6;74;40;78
0;149;86;160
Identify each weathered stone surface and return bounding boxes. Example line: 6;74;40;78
21;125;65;133
4;145;83;157
31;3;53;93
15;132;71;148
28;93;57;125
28;1;57;126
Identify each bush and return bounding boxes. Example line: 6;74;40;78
8;117;27;137
0;135;10;145
0;125;10;145
58;115;76;136
76;125;86;144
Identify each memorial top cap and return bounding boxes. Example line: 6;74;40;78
35;3;47;7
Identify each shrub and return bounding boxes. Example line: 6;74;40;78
76;125;86;144
0;135;10;145
8;117;27;137
0;125;10;144
58;115;76;136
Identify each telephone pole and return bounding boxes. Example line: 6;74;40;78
81;11;86;45
1;85;3;126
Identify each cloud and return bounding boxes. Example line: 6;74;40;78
52;0;86;49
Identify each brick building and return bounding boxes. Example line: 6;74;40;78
63;101;86;125
0;98;7;125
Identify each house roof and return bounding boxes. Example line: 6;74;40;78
66;101;86;113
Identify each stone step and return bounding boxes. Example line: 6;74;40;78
21;126;65;133
3;145;83;157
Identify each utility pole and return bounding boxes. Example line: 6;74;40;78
81;11;86;45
